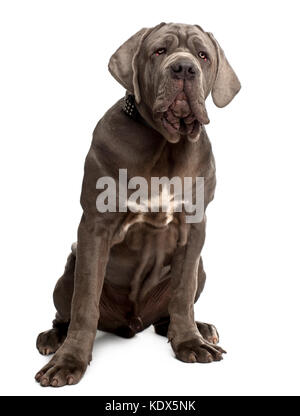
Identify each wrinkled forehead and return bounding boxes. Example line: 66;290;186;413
143;23;214;53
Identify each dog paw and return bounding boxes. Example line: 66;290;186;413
196;321;219;345
35;352;86;387
175;337;226;363
36;329;66;356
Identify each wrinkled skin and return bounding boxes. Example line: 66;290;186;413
35;23;240;387
138;25;213;143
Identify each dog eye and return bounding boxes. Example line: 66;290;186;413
198;51;208;61
154;48;166;56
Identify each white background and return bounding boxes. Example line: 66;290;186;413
0;0;300;396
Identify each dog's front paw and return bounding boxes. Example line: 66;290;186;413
35;349;87;387
175;337;226;364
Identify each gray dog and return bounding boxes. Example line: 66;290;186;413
35;22;240;387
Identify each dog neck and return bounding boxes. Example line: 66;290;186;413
122;93;144;122
122;93;158;134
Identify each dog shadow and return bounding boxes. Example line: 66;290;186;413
92;329;136;358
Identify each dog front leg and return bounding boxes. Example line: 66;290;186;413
168;221;225;363
35;216;111;387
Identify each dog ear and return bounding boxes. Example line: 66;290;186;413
108;24;165;104
207;33;241;108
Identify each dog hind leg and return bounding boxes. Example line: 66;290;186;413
36;248;76;356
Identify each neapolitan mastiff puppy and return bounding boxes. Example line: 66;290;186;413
35;23;240;387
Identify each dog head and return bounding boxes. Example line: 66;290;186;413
109;23;241;143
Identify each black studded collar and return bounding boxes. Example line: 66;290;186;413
122;93;152;130
122;94;140;121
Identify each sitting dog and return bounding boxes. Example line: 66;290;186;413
35;22;240;387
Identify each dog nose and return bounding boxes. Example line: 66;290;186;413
170;60;196;80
